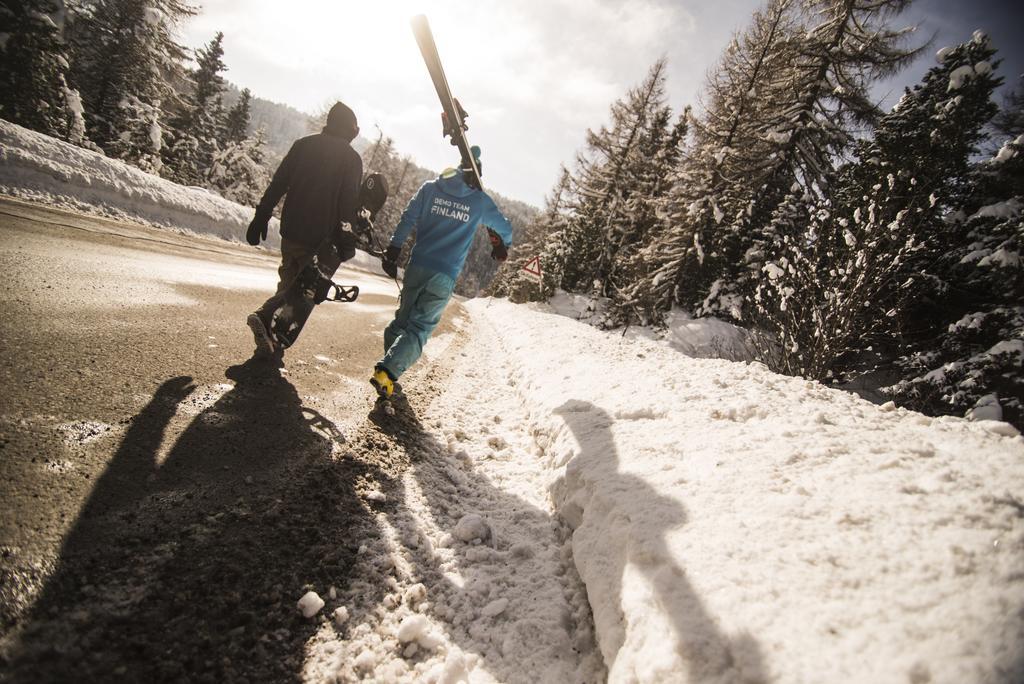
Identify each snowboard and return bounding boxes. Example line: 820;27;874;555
268;242;359;351
266;173;390;351
411;14;483;190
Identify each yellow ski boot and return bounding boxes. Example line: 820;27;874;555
371;368;394;399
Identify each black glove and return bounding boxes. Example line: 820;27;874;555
332;228;356;262
246;213;269;246
381;245;400;279
487;228;508;262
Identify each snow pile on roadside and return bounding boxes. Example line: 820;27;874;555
0;118;280;247
632;308;753;361
545;291;753;362
470;297;1024;683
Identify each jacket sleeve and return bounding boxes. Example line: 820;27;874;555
481;199;514;246
389;182;429;248
336;152;364;228
254;140;298;221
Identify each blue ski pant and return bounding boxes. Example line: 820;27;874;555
378;264;456;380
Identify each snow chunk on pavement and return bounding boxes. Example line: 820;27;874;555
452;513;490;542
353;649;376;673
297;591;325;618
403;583;427;607
481;598;509;618
332;606;349;626
426;648;473;684
396;615;428;643
396;615;442;650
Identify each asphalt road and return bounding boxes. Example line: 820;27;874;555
0;197;466;682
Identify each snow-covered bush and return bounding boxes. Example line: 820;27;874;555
205;134;269;208
751;34;1008;392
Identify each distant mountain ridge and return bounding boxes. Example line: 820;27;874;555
222;84;372;167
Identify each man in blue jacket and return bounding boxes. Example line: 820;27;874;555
371;147;512;398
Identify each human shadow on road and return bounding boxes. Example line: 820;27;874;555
3;357;384;683
552;399;767;683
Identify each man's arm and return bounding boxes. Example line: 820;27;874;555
482;201;514;243
247;141;299;245
380;182;429;278
247;140;299;244
389;182;429;247
481;200;514;262
254;141;299;222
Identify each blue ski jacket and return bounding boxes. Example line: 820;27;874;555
389;170;514;280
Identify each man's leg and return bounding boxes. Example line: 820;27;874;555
249;238;317;354
383;279;419;355
254;238;318;325
377;266;456;381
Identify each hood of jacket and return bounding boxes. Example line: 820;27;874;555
436;169;477;198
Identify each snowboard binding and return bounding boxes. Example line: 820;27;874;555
298;258;360;305
441;98;469;144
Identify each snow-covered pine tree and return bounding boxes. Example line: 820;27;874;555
0;0;85;143
753;33;1002;382
223;86;252;144
730;0;922;315
68;0;194;161
596;74;685;304
638;0;798;323
490;166;572;302
114;94;166;173
163;31;227;185
886;34;1022;425
556;59;673;301
641;0;920;328
607;107;688;324
206;128;268;207
205;86;271;206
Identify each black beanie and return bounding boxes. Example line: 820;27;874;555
324;102;358;139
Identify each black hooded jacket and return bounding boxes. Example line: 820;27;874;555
254;121;363;249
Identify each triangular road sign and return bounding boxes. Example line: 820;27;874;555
521;255;542;283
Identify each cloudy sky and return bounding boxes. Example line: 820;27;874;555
182;0;1024;207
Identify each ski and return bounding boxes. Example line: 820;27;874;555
410;14;483;190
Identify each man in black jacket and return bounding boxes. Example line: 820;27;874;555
245;101;363;356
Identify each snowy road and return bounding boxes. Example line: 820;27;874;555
0;198;601;682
